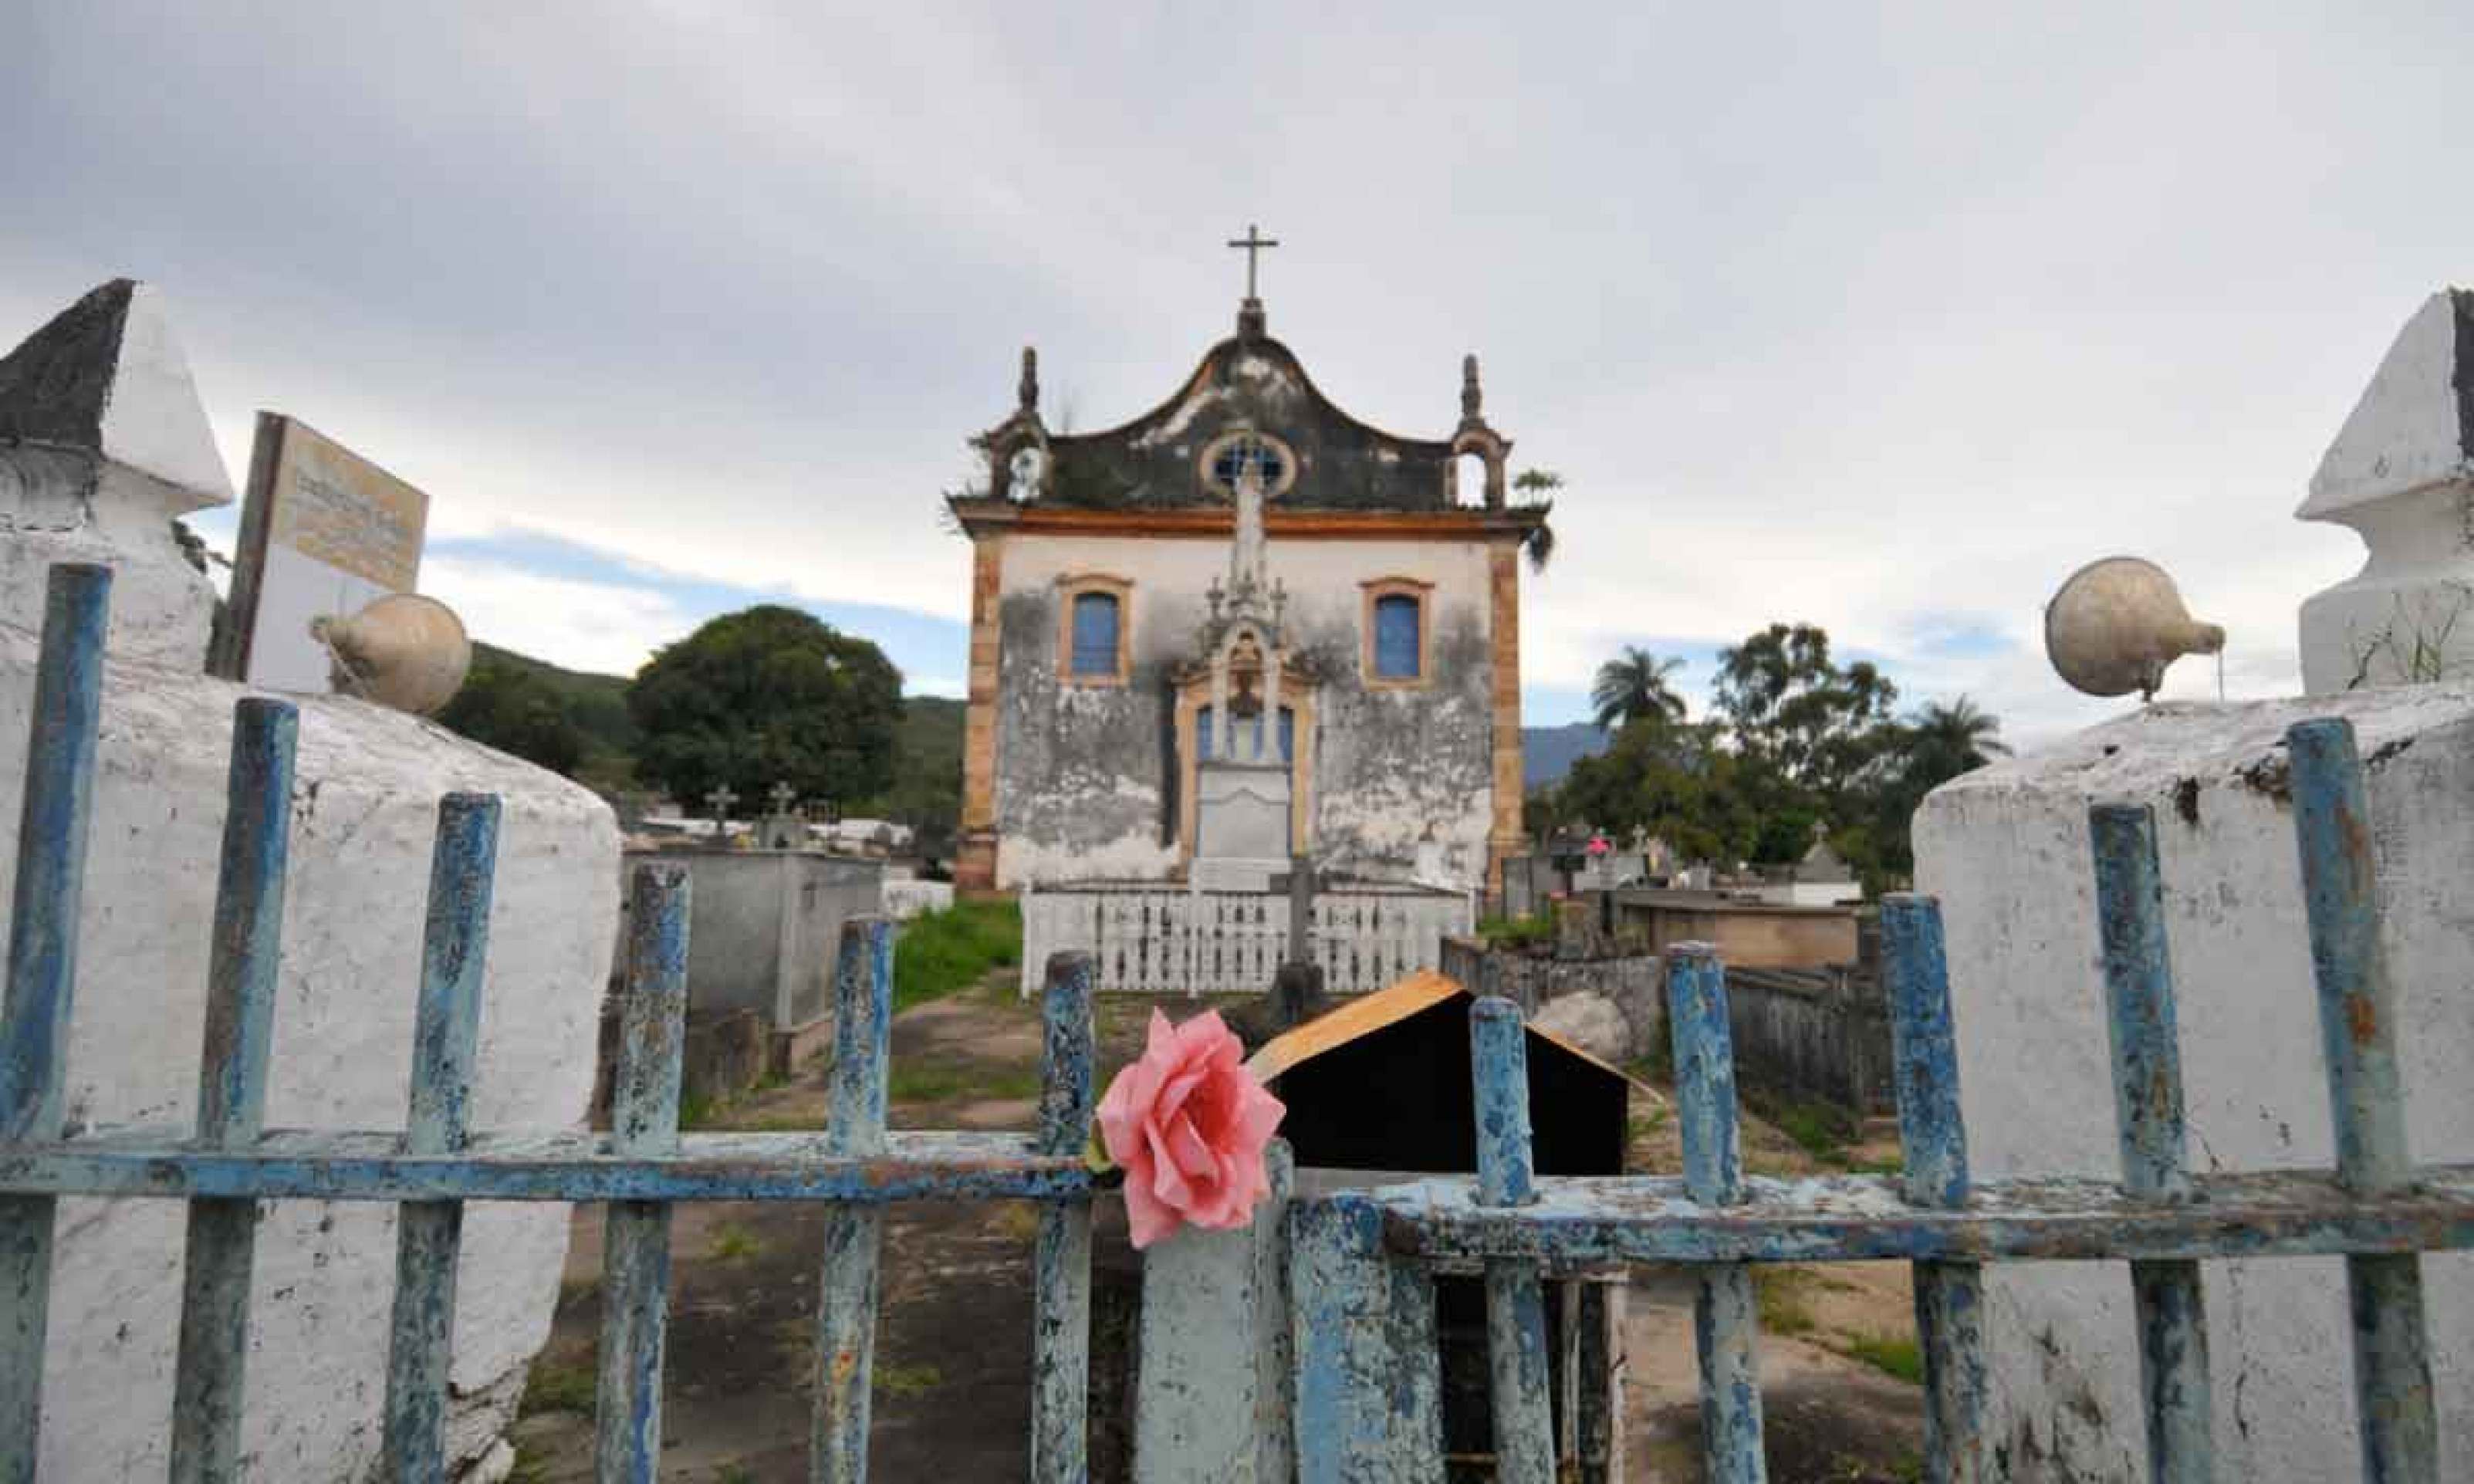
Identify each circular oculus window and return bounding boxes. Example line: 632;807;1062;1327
1200;430;1297;499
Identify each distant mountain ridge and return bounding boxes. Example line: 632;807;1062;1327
1523;721;1609;791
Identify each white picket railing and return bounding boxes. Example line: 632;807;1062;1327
1019;884;1475;996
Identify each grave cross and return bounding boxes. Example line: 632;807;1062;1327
704;783;738;825
1226;222;1279;300
768;781;798;815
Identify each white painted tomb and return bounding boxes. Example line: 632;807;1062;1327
0;282;617;1480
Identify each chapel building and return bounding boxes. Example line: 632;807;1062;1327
948;273;1549;896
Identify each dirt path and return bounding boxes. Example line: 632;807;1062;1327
505;975;1923;1482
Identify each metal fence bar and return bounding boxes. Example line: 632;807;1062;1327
1290;1194;1442;1484
1030;950;1095;1483
1666;942;1768;1484
595;863;690;1482
170;697;299;1483
812;916;893;1482
2287;718;2439;1484
1881;894;1985;1484
2090;804;2215;1484
381;793;503;1479
0;563;111;1484
1469;996;1555;1484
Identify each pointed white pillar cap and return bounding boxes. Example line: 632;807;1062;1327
2300;288;2474;521
0;279;233;513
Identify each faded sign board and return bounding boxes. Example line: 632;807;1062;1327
215;413;430;691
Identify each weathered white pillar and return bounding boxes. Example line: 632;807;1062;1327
2299;289;2474;692
0;280;231;670
1133;1144;1293;1482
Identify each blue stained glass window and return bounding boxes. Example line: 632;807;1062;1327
1374;593;1421;679
1211;435;1286;492
1070;591;1120;676
1198;706;1293;762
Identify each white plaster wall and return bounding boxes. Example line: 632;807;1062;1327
1914;692;2474;1479
991;532;1499;889
2;456;222;671
0;634;619;1480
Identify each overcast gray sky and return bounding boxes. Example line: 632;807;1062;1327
5;2;2468;740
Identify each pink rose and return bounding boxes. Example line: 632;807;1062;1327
1096;1009;1286;1249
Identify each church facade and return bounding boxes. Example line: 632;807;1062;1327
948;283;1549;895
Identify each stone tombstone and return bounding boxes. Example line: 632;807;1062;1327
215;412;432;691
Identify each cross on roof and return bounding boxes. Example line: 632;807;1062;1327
1227;223;1279;300
704;783;738;821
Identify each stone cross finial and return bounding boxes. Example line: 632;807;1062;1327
769;780;798;813
1018;346;1039;414
705;783;738;823
1228;223;1279;337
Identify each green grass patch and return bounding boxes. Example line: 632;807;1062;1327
508;1442;554;1484
1840;1332;1925;1385
1476;913;1554;948
894;899;1022;1012
874;1361;944;1398
520;1356;597;1418
708;1222;765;1263
678;1088;719;1131
1752;1268;1819;1337
886;1061;1042;1105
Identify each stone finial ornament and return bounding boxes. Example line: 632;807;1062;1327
2043;556;2225;701
1019;346;1039;414
313;592;472;715
2297;288;2474;691
1462;353;1483;421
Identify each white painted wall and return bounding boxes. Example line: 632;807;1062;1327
1914;690;2474;1479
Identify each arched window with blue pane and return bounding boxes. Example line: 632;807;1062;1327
1373;592;1423;681
1059;577;1130;683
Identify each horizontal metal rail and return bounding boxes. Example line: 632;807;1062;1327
0;1127;1093;1202
1359;1165;2474;1266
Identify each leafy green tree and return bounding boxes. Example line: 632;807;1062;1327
1512;468;1560;571
1710;623;1899;806
1590;646;1688;731
436;653;587;776
1555;713;1760;866
628;605;902;813
1859;695;2010;881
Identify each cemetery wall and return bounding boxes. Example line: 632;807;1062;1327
617;849;883;1036
988;532;1497;890
1605;891;1860;968
1915;691;2474;1478
0;630;618;1480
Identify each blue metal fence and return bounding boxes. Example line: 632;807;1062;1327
0;563;1097;1482
1285;718;2467;1481
5;556;2470;1481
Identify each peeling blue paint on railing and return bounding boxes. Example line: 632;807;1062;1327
1666;943;1768;1483
4;559;2463;1482
2290;718;2439;1483
0;563;1097;1479
2090;803;2214;1483
1470;996;1554;1483
1;563;112;1484
171;696;297;1484
1882;894;1984;1484
597;862;688;1482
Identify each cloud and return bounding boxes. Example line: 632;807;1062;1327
5;2;2464;752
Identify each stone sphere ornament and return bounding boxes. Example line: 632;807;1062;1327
2043;556;2226;701
312;593;472;715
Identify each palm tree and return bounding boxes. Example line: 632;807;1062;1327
1903;696;2009;783
1591;647;1689;731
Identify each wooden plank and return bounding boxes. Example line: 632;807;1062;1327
171;697;299;1484
2288;718;2437;1484
1470;997;1553;1483
2088;806;2215;1483
1666;944;1768;1484
382;793;502;1479
595;864;691;1483
1881;894;1985;1484
1290;1195;1442;1484
1031;951;1095;1484
811;917;893;1482
0;564;112;1484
